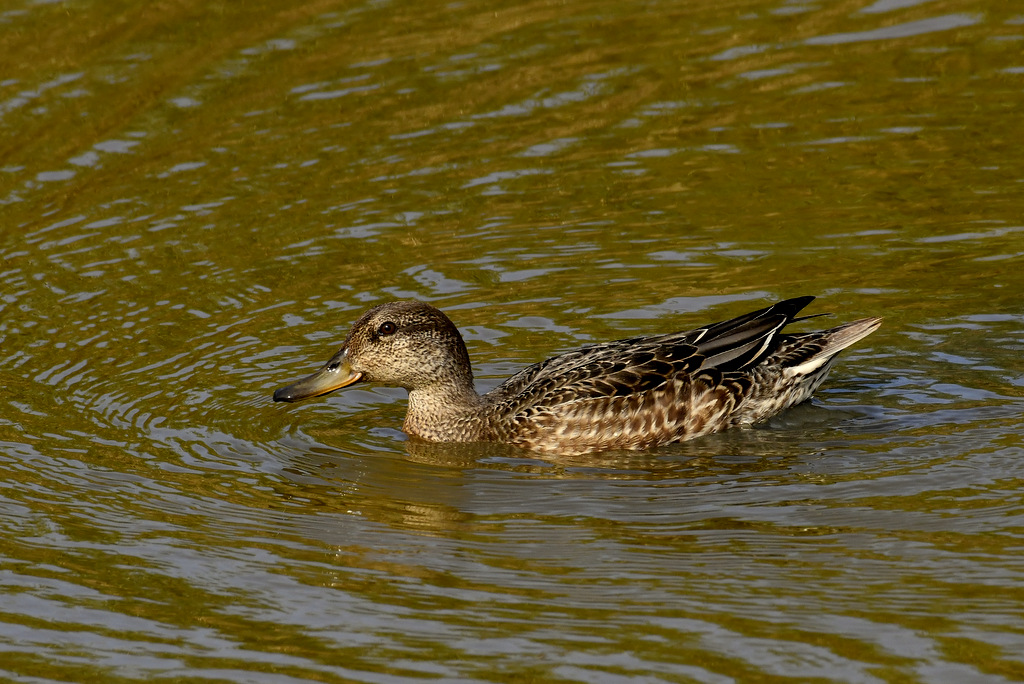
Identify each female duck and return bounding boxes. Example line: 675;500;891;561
274;297;880;454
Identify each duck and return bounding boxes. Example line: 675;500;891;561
273;296;881;454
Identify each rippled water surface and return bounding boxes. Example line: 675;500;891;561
3;0;1024;681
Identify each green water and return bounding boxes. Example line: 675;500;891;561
3;0;1024;681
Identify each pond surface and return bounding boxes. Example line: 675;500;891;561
3;0;1024;681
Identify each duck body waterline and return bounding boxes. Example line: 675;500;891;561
273;297;881;454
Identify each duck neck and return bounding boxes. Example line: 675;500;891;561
404;379;486;442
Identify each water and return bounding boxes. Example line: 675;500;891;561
2;0;1024;681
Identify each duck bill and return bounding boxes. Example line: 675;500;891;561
273;349;362;403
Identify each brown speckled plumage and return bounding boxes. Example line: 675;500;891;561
274;297;881;454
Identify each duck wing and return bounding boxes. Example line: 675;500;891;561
484;297;817;444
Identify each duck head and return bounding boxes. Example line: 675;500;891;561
273;300;474;402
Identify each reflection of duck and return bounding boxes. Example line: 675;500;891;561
274;297;881;454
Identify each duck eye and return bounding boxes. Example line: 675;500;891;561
377;321;397;336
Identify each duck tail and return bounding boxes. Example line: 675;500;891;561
820;317;883;358
781;317;882;378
